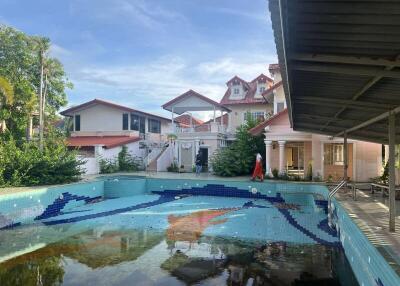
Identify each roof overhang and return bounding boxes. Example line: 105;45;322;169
162;90;230;115
269;0;400;144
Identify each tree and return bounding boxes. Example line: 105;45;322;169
211;113;265;177
0;25;71;140
0;76;14;132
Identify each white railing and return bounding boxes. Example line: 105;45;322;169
177;124;227;133
156;144;174;172
328;179;347;228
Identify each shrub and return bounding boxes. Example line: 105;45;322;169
118;145;140;172
167;163;179;172
99;158;119;174
271;168;279;179
0;131;84;187
99;146;141;174
306;162;313;181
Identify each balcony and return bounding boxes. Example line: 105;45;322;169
176;123;227;134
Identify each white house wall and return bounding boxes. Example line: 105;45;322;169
75;104;125;132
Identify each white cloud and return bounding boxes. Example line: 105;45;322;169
67;52;277;120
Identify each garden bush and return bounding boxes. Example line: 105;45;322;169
0;131;84;187
99;145;141;174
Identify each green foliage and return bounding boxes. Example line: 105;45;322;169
211;113;265;177
0;130;84;187
99;146;141;174
167;162;179;172
99;158;119;174
272;168;279;179
380;161;389;184
306;162;313;181
0;25;71;138
118;145;140;172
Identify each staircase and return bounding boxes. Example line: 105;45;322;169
146;147;167;171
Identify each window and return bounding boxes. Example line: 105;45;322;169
122;114;129;130
148;119;161;134
243;112;265;122
277;102;285;113
233;88;240;94
75;115;80;131
130;114;146;133
324;143;344;165
259;86;265;93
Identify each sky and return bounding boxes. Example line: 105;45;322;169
0;0;277;119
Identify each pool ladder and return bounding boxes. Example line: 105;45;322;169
328;179;347;228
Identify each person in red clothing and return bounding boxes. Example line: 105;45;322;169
251;153;264;182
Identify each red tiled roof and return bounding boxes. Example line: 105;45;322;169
249;109;288;135
67;136;141;149
220;74;278;106
60;99;170;122
175;114;204;127
251;73;273;84
162;90;230;114
203;113;229;125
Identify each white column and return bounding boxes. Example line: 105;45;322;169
278;140;286;174
171;107;175;134
389;112;396;232
227;112;231;132
265;140;272;176
384;145;389;164
213;106;216;123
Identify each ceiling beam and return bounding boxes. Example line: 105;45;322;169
291;53;400;67
335;105;400;137
295;96;393;110
292;63;400;79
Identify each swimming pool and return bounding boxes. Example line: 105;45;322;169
0;177;397;285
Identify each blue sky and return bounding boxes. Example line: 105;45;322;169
0;0;277;118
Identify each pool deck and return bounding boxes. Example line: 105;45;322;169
335;188;400;276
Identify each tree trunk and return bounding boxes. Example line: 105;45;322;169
39;50;44;151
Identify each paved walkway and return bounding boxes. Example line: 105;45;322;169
336;188;400;276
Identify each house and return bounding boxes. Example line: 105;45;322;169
250;64;382;182
220;74;275;133
60;99;172;174
162;90;231;172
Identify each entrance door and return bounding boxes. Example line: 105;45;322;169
286;142;305;177
199;147;209;171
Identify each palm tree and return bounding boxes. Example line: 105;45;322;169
0;76;14;132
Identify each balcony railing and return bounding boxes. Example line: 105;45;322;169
176;124;227;134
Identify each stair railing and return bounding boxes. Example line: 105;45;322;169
328;179;347;228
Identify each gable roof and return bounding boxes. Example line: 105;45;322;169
60;99;171;122
226;75;251;89
175;114;204;127
162;89;230;114
67;136;141;149
249;109;288;135
251;73;273;84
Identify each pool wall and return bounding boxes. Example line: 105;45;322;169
333;198;400;286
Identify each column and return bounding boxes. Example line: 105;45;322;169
278;141;286;174
227;113;231;132
213;106;216;123
389;112;396;232
171;107;175;134
265;140;272;176
220;110;224;126
343;131;348;181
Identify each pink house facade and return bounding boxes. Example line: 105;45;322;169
250;65;382;182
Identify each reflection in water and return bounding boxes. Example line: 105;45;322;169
0;227;359;286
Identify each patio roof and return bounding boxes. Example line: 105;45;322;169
67;136;140;149
162;90;230;114
269;0;400;145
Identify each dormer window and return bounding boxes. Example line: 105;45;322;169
234;88;240;94
259;86;265;93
